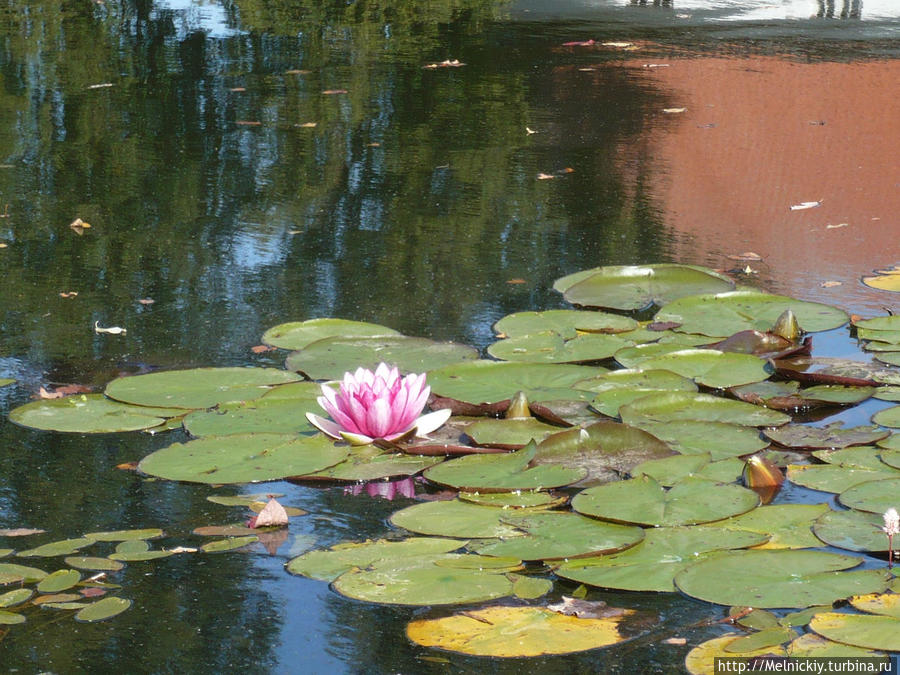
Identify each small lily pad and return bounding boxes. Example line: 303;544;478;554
0;588;33;608
261;318;400;350
812;446;891;471
82;529;164;542
812;508;894;553
838;478;900;513
0;563;48;583
494;310;638;338
685;635;786;674
724;626;797;653
17;538;96;557
0;610;26;624
809;612;900;651
0;379;14;387
201;536;258;553
389;500;525;539
9;395;177;434
36;569;82;593
63;556;126;572
74;596;132;623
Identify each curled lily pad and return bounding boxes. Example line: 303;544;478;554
812;509;893;552
556;526;767;592
406;606;639;657
261;318;400;350
389;500;526;539
423;443;586;492
626;420;767;460
9;395;178;433
838;478;900;514
285;336;478;380
620;391;790;427
571;475;759;527
554;264;734;311
487;331;633;364
138;433;349;484
655;290;848;338
809;612;900;651
674;550;890;609
629;349;773;389
472;512;644;561
494;310;638;338
106;367;302;409
427;361;597;405
764;424;889;450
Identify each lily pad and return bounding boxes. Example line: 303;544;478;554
261;318;400;350
631;454;743;486
855;316;900;332
813;508;897;553
700;503;830;549
183;397;320;437
812;446;891;471
764;424;889;450
464;418;565;448
724;626;797;653
64;557;125;572
472;512;644;561
838;478;900;513
872;404;900;429
285;336;478;380
534;421;675;486
0;588;33;608
406;605;637;657
575;369;698;417
613;342;699;369
619;392;790;427
74;596;132;623
571;475;759;526
333;553;518;606
82;529;164;542
108;549;174;562
809;612;900;651
629;349;773;389
626;420;767;460
883;449;900;469
556;526;767;592
509;574;553;600
655;290;848;338
389;500;525;539
487;331;633;364
554;264;735;311
286;538;464;582
850;592;900;619
201;536;258;553
458;491;564;509
0;610;26;625
105;367;302;409
0;563;48;583
786;464;900;494
427;361;597;405
0;378;14;388
674;550;890;608
494;310;638;338
17;538;96;557
36;569;81;593
9;395;177;433
300;446;443;481
787;632;885;657
423;443;586;492
685;635;786;674
138;433;349;484
775;357;900;387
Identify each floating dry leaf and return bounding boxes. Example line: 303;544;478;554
37;387;64;400
826;223;848;229
644;63;670;68
115;461;140;471
87;83;113;89
821;281;842;288
94;321;126;335
285;69;311;75
790;200;821;211
602;42;635;49
663;108;686;114
526;127;537;134
59;291;78;298
506;279;526;285
235;120;261;126
0;528;45;537
250;344;276;354
138;298;155;305
247;498;289;528
664;637;687;645
0;243;7;248
423;60;465;69
537;173;555;180
69;218;91;235
229;87;246;92
727;252;762;261
322;89;348;95
296;122;317;128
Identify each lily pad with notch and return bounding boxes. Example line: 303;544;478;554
487;331;633;364
494;309;638;338
837;478;900;514
786;464;900;494
261;318;400;350
389;500;529;539
812;509;894;553
9;395;182;434
619;391;790;427
626;420;767;460
575;369;698;418
628;349;774;389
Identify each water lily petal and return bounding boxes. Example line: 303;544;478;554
319;394;362;435
365;397;395;438
340;430;376;446
305;412;345;440
412;408;452;436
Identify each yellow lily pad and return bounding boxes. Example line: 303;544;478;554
685;634;786;675
406;605;635;657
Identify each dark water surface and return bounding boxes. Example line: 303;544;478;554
0;1;898;672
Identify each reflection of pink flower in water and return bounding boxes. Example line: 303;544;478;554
345;477;417;501
306;363;450;445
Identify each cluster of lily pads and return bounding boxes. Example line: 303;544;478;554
5;263;900;663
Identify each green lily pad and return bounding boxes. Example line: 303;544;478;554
0;610;25;624
108;549;174;562
850;592;900;619
82;529;164;542
472;512;644;561
509;574;554;600
855;316;900;332
285;336;478;380
465;418;564;448
619;391;790;427
838;478;900;513
0;563;48;583
300;446;443;481
655;290;848;338
389;500;526;539
626;420;767;460
261;318;401;350
812;509;893;553
872;404;900;429
17;538;96;557
809;612;900;651
556;526;767;592
812;446;892;471
630;454;743;486
487;331;633;364
333;553;518;606
183;397;320;437
458;491;564;509
74;596;132;623
201;536;258;553
105;367;302;410
628;349;773;389
8;395;178;433
63;557;125;572
613;342;699;369
724;626;797;653
427;361;598;405
801;385;876;404
786;464;900;494
0;588;33;608
138;433;349;484
765;424;889;450
286;538;464;582
873;353;900;368
787;632;885;657
494;310;638;338
0;378;14;388
700;503;830;549
575;369;698;417
36;569;81;593
883;449;900;469
675;550;890;609
554;264;735;311
41;601;89;610
781;607;833;628
423;444;586;492
571;475;759;526
534;421;675;486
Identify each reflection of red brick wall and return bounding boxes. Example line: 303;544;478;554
620;56;900;309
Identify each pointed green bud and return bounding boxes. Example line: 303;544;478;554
505;391;532;419
772;309;802;341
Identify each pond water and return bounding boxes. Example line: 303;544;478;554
0;0;898;672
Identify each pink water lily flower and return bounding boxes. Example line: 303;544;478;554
306;363;451;445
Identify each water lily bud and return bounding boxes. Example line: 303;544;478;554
743;455;784;488
772;309;802;341
505;391;532;419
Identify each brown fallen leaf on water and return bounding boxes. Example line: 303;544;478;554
826;223;848;229
235;120;261;126
285;69;311;75
229;87;246;92
116;461;140;471
821;281;842;288
537;173;556;180
663;637;687;645
247;497;289;528
38;386;64;399
423;60;465;69
137;298;155;305
295;122;317;128
80;587;107;598
790;200;821;211
251;344;276;354
0;528;45;536
562;39;597;47
322;89;348;95
86;83;114;90
69;218;91;235
727;251;762;261
506;279;526;284
59;291;78;298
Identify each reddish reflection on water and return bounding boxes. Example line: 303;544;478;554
617;55;900;315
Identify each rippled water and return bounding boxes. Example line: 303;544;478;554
0;0;898;671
